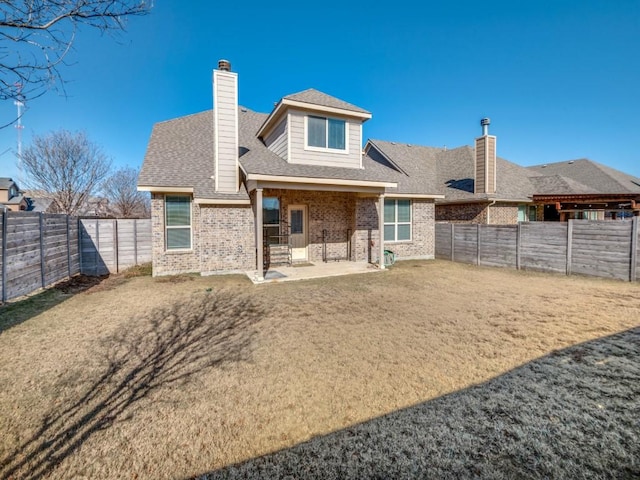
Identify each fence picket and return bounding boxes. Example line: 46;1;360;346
436;220;639;282
0;214;151;302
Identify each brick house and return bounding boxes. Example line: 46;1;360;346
138;60;443;279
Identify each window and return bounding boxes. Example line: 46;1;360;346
306;116;346;151
165;195;191;250
518;205;538;222
384;199;411;241
263;197;280;244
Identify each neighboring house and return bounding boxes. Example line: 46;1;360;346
138;60;443;278
0;178;31;211
528;160;640;221
373;119;640;224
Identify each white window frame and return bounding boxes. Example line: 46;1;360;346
304;115;349;155
384;199;412;242
165;194;192;251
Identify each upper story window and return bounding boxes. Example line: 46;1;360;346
306;116;347;152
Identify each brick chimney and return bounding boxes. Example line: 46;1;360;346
474;118;497;194
213;59;238;193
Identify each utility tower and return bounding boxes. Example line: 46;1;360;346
14;84;25;185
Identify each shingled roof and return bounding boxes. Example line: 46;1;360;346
283;88;370;115
528;159;640;195
366;141;539;202
140;106;400;200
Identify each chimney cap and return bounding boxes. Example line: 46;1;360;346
480;117;490;126
218;59;231;71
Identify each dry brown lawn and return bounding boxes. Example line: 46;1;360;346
0;260;638;479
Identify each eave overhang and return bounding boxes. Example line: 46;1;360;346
257;98;372;139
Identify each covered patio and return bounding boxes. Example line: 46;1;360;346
246;259;384;284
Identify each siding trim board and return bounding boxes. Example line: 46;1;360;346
213;68;239;193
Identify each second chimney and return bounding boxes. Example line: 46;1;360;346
474;118;497;194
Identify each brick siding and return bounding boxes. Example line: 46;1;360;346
151;194;254;276
436;202;519;225
384;199;435;260
151;191;436;275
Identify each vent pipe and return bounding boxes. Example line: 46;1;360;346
218;59;231;71
481;117;490;136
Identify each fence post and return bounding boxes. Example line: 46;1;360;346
630;216;638;282
566;220;573;276
1;211;6;303
516;222;522;270
78;218;83;275
39;213;46;288
66;215;72;278
450;223;455;262
133;219;138;266
114;219;119;273
476;224;481;266
95;219;100;276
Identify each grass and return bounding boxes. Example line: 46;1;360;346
0;260;638;479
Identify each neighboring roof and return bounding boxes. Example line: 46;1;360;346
0;177;16;189
283;89;370;115
365;140;440;195
528;159;640;195
5;193;26;205
29;197;53;213
529;175;594;195
367;141;539;202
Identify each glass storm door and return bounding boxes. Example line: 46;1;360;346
288;205;308;261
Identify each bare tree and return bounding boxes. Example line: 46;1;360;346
102;166;149;218
0;0;152;127
22;129;111;215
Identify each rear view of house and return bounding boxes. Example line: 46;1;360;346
138;60;443;279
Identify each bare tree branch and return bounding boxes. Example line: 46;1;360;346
102;166;150;218
0;0;152;125
21;129;112;215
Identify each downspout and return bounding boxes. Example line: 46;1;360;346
486;199;497;225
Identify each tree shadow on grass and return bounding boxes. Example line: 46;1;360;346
197;327;640;480
0;290;263;480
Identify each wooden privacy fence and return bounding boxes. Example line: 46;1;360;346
0;211;151;302
435;218;640;282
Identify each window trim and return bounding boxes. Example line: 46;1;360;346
165;194;192;251
304;115;349;155
384;199;412;242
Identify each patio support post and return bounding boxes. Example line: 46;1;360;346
256;188;264;281
378;194;385;270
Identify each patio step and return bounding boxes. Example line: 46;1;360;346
265;244;291;267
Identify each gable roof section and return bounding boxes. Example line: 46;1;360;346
528;159;640;195
283;89;370;114
365;140;440;195
0;177;16;190
239;109;396;187
256;88;371;139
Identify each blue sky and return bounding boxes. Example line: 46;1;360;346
1;0;639;182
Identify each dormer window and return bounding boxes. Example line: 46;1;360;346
305;115;348;153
